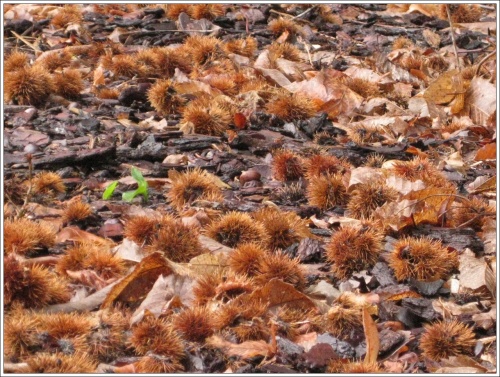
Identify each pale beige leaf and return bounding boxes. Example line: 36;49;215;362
422;29;441;48
348;167;385;190
459;249;488;291
131;273;194;325
206;336;272;359
188;251;228;275
198;235;234;254
56;226;114;246
472;307;496;330
113;238;145;263
385;175;425;195
257;68;292;87
309;215;330;229
163;154;188;165
240;278;317;312
464;77;496;126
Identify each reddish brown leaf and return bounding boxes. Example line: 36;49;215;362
475;142;496;161
234;112;247;129
363;307;380;364
102;252;173;309
206;335;273;359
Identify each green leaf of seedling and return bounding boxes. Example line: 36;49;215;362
122;190;138;202
102;181;119;200
131;167;146;184
121;167;149;202
138;181;149;202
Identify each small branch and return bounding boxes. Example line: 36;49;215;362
17;154;34;219
474;50;497;77
291;5;317;20
446;5;461;71
11;30;41;52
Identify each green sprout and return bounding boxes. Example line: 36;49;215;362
102;167;149;202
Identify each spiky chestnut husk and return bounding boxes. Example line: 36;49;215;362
439;4;482;23
228;243;268;277
86;41;124;61
180;95;233;136
25;352;97;373
135;353;184;373
319;293;364;339
347;124;385;145
189;4;225;20
129;316;185;358
232;317;270;342
347;180;398;219
134;48;157;72
61;199;93;224
56;242;126;280
449;197;496;231
268;42;303;63
425;54;450;73
146;218;203;262
4;218;56;256
4;65;54;106
151;46;192;76
173;306;215;342
123;215;169;246
343;77;380;98
391;157;454;189
272;149;304;182
88;308;130;362
224;37;257;58
182;35;221;66
266;92;318;122
256;252;305;289
389;236;459;281
204;211;269;248
52;69;85;99
109;54;147;78
4;306;43;360
398;53;423;71
365;153;385;168
252;207;312;251
339;361;383;373
213;297;269;330
35;50;72;72
148;79;186;115
193;272;255;305
275;182;306;204
240;76;269;93
43;312;93;340
204;74;238;96
31;171;66;196
326;224;384;279
4;255;70;309
317;5;343;24
275;306;318;340
307;173;348;209
420;319;476;361
392;36;414;50
304;154;351;179
166;4;190;20
268;17;302;37
4;51;29;73
95;87;119;99
50;5;83;28
313;131;335;146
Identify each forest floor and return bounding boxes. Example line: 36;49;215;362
3;3;498;374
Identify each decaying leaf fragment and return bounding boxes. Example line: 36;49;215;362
207;335;273;359
102;252;173;308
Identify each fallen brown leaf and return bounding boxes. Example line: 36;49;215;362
206;335;273;359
